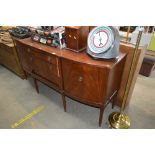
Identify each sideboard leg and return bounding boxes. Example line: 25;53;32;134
112;98;115;109
20;74;27;80
99;107;104;127
34;78;39;94
62;94;67;112
24;71;28;79
112;103;115;109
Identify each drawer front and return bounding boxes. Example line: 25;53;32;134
65;28;78;50
62;59;107;104
32;47;57;65
16;43;60;85
33;54;60;86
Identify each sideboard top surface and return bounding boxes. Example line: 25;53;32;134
14;37;126;69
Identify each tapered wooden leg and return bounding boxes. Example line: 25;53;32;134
20;73;27;80
34;78;39;94
62;94;66;112
99;107;104;127
112;95;117;109
112;103;114;109
112;98;115;109
24;71;28;79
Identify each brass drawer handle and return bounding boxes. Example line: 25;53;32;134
27;48;31;53
48;57;51;61
74;36;77;40
49;65;52;70
17;48;19;52
69;35;71;38
78;76;83;82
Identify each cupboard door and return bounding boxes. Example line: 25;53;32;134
62;59;107;104
33;54;60;86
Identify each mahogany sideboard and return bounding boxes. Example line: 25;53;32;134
14;38;126;126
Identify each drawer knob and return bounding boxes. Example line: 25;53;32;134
48;57;51;61
78;76;83;82
74;36;77;40
17;48;19;52
27;48;31;53
49;65;52;70
69;35;71;38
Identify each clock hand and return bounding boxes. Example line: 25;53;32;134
99;41;103;46
98;29;103;46
99;37;103;46
99;30;102;40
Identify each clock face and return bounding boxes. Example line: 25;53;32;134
88;26;114;54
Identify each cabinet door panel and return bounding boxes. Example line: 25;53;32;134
62;59;107;104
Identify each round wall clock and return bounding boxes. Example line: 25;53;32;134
87;26;120;59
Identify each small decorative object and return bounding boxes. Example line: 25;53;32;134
31;26;66;49
51;27;66;49
65;26;89;52
87;26;120;59
40;37;47;44
108;28;144;129
9;27;31;39
31;34;40;42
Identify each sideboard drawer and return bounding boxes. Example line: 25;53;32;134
33;55;60;86
32;48;57;65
